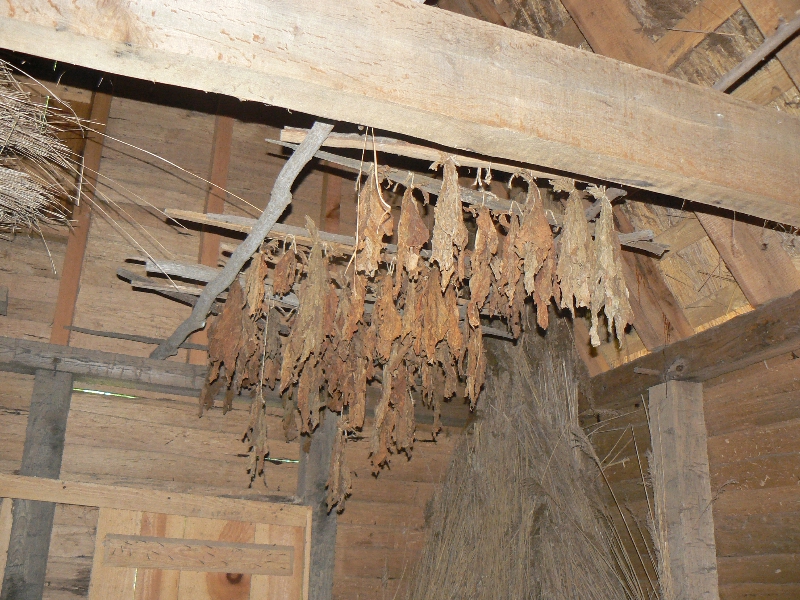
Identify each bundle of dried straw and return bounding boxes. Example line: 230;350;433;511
405;311;648;600
0;60;75;234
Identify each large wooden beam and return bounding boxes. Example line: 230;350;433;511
649;381;720;600
591;289;800;411
2;1;800;224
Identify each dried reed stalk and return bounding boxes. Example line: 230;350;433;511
0;61;74;233
405;310;642;600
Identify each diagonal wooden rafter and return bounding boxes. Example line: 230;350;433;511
1;1;800;226
560;0;800;310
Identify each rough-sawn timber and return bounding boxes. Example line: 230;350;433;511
1;0;799;224
591;289;800;411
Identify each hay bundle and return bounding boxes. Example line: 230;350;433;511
0;60;74;233
405;312;640;600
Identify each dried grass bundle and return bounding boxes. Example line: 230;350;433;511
406;312;641;600
0;61;74;232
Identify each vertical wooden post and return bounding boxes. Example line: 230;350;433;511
297;412;338;600
648;380;720;600
319;165;342;235
1;370;73;600
187;111;234;366
50;91;112;346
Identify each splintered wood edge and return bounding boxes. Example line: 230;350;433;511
0;474;310;528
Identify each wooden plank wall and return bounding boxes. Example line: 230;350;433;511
0;77;443;598
587;351;800;599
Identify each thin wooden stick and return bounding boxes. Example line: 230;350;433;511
150;121;335;360
714;12;800;92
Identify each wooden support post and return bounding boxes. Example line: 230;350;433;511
50;91;112;346
319;165;342;235
296;412;338;600
187;111;234;366
648;381;720;600
1;370;73;600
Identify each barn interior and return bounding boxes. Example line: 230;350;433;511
0;1;799;599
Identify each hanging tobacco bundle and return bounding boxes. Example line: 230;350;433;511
200;160;634;507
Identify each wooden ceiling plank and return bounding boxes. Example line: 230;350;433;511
657;0;743;72
2;1;800;225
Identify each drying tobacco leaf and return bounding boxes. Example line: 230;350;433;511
323;283;339;339
444;285;464;361
205;279;247;394
465;323;486;409
393;362;414;455
395;187;429;296
273;247;297;296
533;243;557;329
279;217;329;393
517;185;553;297
371;273;402;362
499;213;521;310
467;208;499;328
340;274;366;343
326;419;352;512
431;157;468;291
282;390;299;442
556;188;593;314
356;169;393;278
590;195;633;346
419;266;450;362
297;360;323;433
370;361;394;472
243;397;269;485
244;251;269;317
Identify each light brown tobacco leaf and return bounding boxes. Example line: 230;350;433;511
370;361;394;472
431;157;468;291
465;324;486;409
550;176;576;194
590;196;633;347
243;397;270;485
340;274;366;343
533;244;557;330
282;391;299;442
244;251;269;317
556;190;593;314
444;285;463;360
393;363;414;455
467;208;499;328
420;266;450;363
206;279;247;390
499;214;521;310
297;361;323;434
372;274;402;362
279;218;328;393
273;248;297;296
356;169;393;278
326;420;352;512
323;283;339;338
395;187;429;296
517;186;553;296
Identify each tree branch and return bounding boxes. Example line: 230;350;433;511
150;120;335;360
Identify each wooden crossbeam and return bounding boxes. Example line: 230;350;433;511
102;534;294;575
1;1;800;224
590;288;800;412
